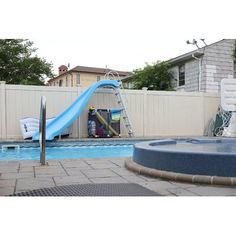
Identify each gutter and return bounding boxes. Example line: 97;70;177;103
191;53;202;92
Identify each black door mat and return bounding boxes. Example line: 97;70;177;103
11;183;159;196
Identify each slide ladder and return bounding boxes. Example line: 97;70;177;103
104;70;134;137
115;87;134;137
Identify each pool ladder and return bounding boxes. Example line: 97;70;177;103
114;87;134;137
39;96;46;165
104;70;134;137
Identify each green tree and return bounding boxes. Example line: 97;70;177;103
131;61;174;90
0;39;54;85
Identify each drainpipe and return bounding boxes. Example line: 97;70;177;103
192;53;202;91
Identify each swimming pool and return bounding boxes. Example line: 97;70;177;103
0;140;139;161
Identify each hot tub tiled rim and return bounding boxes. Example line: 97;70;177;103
125;158;236;186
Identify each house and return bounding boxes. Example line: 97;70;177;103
121;39;236;93
169;39;236;93
47;65;131;88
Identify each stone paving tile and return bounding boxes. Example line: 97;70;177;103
167;188;199;196
81;169;119;178
34;166;67;177
153;189;176;196
60;160;91;169
138;180;178;192
0;167;18;173
46;160;62;166
19;160;41;167
53;175;91;186
0;172;34;180
85;159;113;165
136;175;163;182
34;165;64;170
65;168;88;177
186;186;236;196
0;162;19;169
90;176;129;184
0;187;15;196
89;162;119;169
58;158;83;162
0;164;19;173
19;166;34;173
15;177;55;193
0;161;19;166
121;175;148;183
0;179;16;188
35;172;67;178
109;159;126;167
169;181;199;189
110;167;137;176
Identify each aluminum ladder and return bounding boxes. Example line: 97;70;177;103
114;87;134;137
104;70;134;137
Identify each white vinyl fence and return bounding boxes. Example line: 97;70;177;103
0;81;220;140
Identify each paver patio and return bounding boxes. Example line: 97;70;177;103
1;157;236;196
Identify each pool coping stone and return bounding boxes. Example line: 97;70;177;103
125;158;236;186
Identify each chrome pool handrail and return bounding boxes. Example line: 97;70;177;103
39;96;46;165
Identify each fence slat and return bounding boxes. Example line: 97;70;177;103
0;81;6;139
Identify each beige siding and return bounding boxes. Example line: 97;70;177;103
80;73;100;88
49;71;121;88
0;83;220;140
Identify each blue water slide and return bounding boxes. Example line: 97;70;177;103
32;80;120;140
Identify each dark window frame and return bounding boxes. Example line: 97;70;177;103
97;75;101;82
76;73;80;85
178;64;185;86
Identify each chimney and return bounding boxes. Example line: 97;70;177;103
58;65;68;75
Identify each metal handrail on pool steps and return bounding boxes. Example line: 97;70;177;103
39;96;46;165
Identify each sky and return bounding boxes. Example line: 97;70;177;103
1;0;236;75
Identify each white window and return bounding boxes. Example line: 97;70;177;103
97;75;101;82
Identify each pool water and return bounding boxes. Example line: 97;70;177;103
0;145;134;161
152;142;236;153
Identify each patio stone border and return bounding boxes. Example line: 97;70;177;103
125;158;236;186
